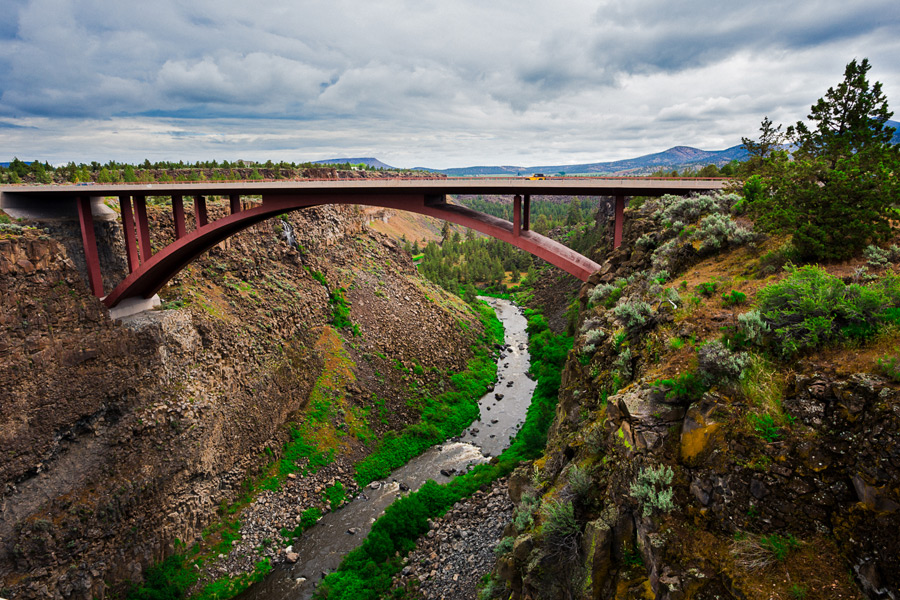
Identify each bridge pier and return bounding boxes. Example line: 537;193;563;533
194;195;209;227
119;196;140;272
134;196;152;263
523;194;530;231
172;194;187;239
513;195;521;236
76;196;104;297
613;195;626;248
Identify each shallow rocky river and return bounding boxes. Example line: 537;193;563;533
238;297;534;600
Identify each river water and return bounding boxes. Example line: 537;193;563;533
238;297;535;600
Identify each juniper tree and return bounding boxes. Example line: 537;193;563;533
745;59;900;261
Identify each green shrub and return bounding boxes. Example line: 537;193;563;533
493;536;515;557
564;464;593;501
478;575;501;600
737;310;770;345
652;372;708;404
864;244;894;269
876;355;900;382
731;532;800;570
514;494;540;532
329;287;352;329
621;545;644;567
613;300;652;328
759;533;799;561
308;268;328;287
654;193;737;223
721;290;747;307
323;481;346;511
697;340;750;383
612;347;633;384
588;281;624;308
629;465;676;517
195;559;271;600
756;265;891;357
126;554;195;600
635;233;656;249
696;213;755;252
749;413;780;442
695;281;718;297
581;328;605;355
540;499;580;558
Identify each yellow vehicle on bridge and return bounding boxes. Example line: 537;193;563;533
528;173;546;180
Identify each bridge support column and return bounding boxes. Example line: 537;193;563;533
229;194;241;215
523;194;530;231
513;194;521;236
613;195;625;248
76;196;104;297
172;195;187;239
119;195;140;272
134;195;152;263
194;195;208;227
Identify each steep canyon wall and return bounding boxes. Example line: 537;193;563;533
0;200;480;599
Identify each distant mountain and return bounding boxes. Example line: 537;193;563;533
889;120;900;145
414;145;751;177
313;157;396;169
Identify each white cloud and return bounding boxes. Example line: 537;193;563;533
0;0;898;167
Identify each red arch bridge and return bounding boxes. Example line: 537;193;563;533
0;177;729;313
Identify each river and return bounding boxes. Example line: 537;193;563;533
238;297;535;600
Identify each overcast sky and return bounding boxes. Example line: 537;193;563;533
1;0;898;168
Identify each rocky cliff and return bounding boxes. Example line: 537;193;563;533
490;194;900;600
0;197;482;599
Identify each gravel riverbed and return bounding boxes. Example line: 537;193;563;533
391;477;513;599
190;456;361;590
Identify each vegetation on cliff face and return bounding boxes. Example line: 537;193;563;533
351;300;503;487
490;193;900;599
484;60;900;600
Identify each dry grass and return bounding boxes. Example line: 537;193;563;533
739;353;786;414
730;534;794;571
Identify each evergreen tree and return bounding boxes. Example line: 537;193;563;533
9;158;27;178
97;167;113;183
32;161;52;184
566;198;582;226
746;58;900;261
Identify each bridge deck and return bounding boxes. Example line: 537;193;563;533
0;177;731;201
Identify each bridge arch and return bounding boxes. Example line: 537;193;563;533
101;192;601;308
